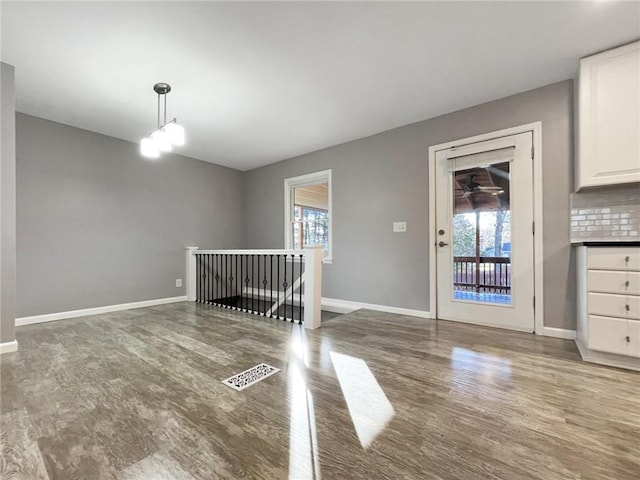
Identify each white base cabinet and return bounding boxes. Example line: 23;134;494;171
576;246;640;370
576;41;640;190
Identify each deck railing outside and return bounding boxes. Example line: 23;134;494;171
186;246;323;329
453;256;511;294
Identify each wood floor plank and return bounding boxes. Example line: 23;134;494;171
1;302;639;479
0;408;50;480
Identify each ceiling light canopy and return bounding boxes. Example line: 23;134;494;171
140;82;185;159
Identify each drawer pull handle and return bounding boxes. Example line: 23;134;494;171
626;281;630;287
625;256;630;263
626;336;631;343
625;304;630;311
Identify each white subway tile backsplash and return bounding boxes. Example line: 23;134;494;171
570;185;640;243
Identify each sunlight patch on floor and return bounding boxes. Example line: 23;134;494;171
330;351;395;449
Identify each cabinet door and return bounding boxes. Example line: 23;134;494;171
577;41;640;189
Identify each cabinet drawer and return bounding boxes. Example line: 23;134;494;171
588;316;638;356
587;292;640;320
588;248;640;271
588;270;640;295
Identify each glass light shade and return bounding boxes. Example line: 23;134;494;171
140;137;160;158
151;128;172;152
165;121;185;146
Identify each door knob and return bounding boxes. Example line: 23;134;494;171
438;241;449;247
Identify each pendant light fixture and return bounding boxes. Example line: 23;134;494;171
140;83;185;158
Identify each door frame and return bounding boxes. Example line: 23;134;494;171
427;122;544;335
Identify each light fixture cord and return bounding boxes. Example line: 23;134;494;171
157;92;161;129
164;93;167;126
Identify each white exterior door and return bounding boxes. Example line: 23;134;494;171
435;132;535;332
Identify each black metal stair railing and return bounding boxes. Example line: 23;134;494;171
195;251;306;324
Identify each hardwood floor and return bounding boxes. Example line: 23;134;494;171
1;302;639;479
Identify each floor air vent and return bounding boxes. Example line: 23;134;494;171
222;363;280;391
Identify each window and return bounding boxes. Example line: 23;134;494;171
284;170;332;261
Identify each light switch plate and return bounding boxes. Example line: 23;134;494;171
393;222;407;233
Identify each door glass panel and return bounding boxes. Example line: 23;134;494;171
452;161;511;304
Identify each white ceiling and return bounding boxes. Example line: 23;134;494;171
2;1;639;171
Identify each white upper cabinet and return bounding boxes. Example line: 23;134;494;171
576;41;640;190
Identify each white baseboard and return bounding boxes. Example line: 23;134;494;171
321;297;433;319
15;296;188;327
0;340;19;354
540;326;577;340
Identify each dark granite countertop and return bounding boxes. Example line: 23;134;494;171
571;241;640;247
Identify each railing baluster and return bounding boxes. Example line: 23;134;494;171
243;255;247;311
235;254;239;309
299;254;303;324
226;254;230;307
282;255;287;321
196;255;201;302
204;254;208;303
258;253;262;315
251;255;255;313
208;254;211;303
290;254;295;322
277;254;281;319
263;255;267;317
221;254;225;306
270;254;274;318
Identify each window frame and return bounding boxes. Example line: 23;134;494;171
284;169;332;263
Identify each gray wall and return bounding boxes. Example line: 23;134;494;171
16;114;245;317
1;63;16;343
244;80;575;330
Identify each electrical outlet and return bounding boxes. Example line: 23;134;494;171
393;221;407;233
176;279;182;287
